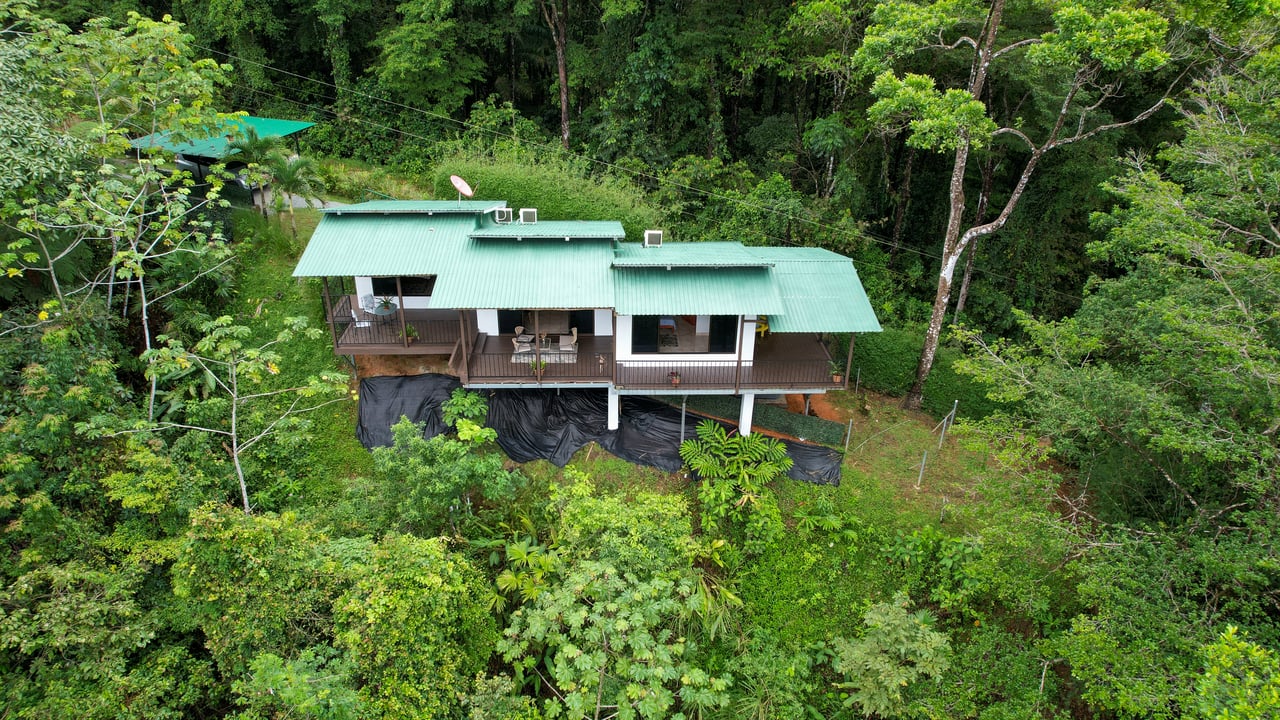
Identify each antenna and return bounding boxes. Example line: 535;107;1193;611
450;174;474;201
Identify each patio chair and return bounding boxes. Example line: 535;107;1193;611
513;336;534;353
355;294;378;327
559;327;578;352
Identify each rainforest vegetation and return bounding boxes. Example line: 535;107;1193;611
2;0;1279;717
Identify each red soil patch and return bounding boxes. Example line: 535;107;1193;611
354;353;453;378
785;392;845;423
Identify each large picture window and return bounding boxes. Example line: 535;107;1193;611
371;275;435;296
631;315;738;354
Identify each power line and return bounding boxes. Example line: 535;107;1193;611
196;43;1089;308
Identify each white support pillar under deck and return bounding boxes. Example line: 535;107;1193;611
738;393;756;436
607;387;620;430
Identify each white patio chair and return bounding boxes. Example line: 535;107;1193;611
355;294;378;327
559;327;578;352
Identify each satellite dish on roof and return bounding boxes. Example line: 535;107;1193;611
450;174;474;199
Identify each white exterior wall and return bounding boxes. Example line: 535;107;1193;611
594;309;614;336
477;309;499;336
355;276;434;309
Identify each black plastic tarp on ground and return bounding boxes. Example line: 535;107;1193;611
356;374;841;484
356;374;460;448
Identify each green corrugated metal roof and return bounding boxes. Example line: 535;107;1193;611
433;240;616;309
470;220;625;239
612;242;772;268
752;247;882;333
293;212;478;277
325;200;505;215
130;115;315;158
291;202;881;333
614;267;783;315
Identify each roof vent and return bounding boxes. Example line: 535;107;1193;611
494;207;513;224
644;229;663;247
519;208;537;224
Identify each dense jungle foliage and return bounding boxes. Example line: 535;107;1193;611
2;0;1278;718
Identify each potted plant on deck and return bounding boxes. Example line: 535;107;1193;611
400;325;419;344
530;358;547;378
830;361;845;385
668;370;681;387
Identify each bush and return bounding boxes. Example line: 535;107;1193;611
849;328;920;396
431;155;664;239
847;328;1005;420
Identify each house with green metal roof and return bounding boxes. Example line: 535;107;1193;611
293;200;880;432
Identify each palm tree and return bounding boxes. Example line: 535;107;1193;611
227;127;282;215
266;153;326;240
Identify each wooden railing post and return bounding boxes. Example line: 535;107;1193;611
321;277;339;349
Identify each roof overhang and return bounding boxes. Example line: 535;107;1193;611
613;267;783;315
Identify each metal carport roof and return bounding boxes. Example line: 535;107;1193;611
130;115;315;159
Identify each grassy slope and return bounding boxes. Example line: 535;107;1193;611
232;209;373;502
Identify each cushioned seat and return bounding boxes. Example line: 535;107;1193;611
559;327;578;352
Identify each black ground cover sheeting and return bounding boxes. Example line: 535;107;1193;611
357;374;842;485
355;374;460;448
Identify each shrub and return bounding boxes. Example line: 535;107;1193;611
334;535;496;720
848;328;1006;420
431;155;664;239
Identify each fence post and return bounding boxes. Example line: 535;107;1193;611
916;451;927;489
854;367;861;395
680;396;688;446
937;400;959;449
843;418;854;453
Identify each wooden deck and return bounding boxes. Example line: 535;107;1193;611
465;332;843;391
467;334;615;384
319;291;845;390
327;295;462;355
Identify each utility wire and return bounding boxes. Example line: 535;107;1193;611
197;43;1090;308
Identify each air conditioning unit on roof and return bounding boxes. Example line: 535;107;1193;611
519;208;537;223
494;207;513;223
644;229;663;247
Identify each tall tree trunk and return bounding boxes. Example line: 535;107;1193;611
540;0;571;149
901;0;1006;410
953;154;996;322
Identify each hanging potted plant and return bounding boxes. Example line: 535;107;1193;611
668;370;681;387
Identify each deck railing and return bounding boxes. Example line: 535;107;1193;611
464;352;839;390
616;358;840;391
468;349;615;383
326;296;460;350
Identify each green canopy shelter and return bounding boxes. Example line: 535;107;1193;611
130;115;315;160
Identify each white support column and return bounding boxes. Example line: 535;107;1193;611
738;393;756;436
607;387;621;430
